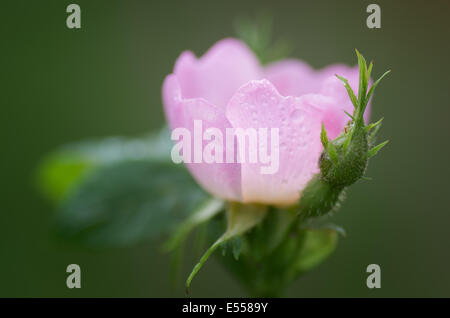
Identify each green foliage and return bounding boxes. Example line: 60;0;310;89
37;154;93;203
36;128;172;203
55;160;209;247
293;229;338;273
230;237;242;260
234;13;292;64
36;128;212;247
215;208;339;297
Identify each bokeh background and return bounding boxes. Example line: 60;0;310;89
2;0;450;297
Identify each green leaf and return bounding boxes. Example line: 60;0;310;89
301;216;347;237
185;203;267;292
234;13;292;64
56;160;209;247
36;154;94;203
294;229;338;273
36;128;171;203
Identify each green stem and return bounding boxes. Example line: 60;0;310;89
185;236;224;295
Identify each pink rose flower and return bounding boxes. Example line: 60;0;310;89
162;38;370;205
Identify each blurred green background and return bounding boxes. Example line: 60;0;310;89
2;0;450;297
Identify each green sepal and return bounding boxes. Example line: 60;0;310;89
185;203;267;293
293;229;338;274
367;60;374;79
355;49;369;109
327;141;339;164
368;121;383;145
366;70;391;103
217;217;339;297
320;123;329;148
366;117;384;132
367;140;389;158
336;74;358;108
164;198;224;252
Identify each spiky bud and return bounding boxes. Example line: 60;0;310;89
299;49;390;219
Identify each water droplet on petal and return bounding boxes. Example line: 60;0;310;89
290;109;304;124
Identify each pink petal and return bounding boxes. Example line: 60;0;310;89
297;93;346;140
173;38;262;109
319;65;371;131
264;59;318;97
162;74;241;201
226;79;326;205
318;64;361;96
265;61;370;140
